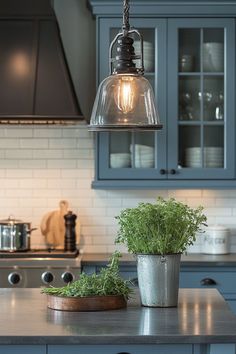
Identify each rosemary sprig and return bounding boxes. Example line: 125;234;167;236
41;251;132;299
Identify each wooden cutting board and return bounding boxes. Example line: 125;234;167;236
40;200;80;249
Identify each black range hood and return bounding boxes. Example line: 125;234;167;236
0;0;84;124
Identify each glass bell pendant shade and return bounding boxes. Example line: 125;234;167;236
89;73;162;131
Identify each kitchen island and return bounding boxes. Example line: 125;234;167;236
1;289;236;354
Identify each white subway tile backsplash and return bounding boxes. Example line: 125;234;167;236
2;179;19;188
5;189;33;198
0;125;236;252
205;207;232;216
19;160;47;169
5;128;33;138
203;189;236;197
93;235;115;245
47;178;77;189
47;159;77;169
6;169;33;180
20;139;48;149
5;150;33;159
49;138;76;149
77;138;93;149
82;226;107;236
0;139;19;148
19;179;47;189
168;190;202;198
32;189;62;198
33;128;62;138
215;198;236;207
33;149;64;159
33;169;61;179
0;160;19;168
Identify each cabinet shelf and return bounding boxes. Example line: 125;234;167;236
178;121;225;126
178;72;224;76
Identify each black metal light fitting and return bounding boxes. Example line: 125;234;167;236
89;0;163;131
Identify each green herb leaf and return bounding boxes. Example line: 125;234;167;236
115;197;207;255
41;251;132;299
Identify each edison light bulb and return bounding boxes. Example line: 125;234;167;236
114;75;137;114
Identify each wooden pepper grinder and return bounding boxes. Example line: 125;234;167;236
64;211;77;252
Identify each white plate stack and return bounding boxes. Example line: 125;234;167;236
185;147;224;168
130;144;155;168
133;40;154;72
203;42;224;72
110;153;131;168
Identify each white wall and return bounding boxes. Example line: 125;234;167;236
0;126;236;254
0;2;234;254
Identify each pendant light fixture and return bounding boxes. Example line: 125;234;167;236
89;0;163;131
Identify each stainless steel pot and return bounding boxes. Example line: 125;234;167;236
0;216;36;251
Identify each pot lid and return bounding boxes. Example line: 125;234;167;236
0;216;24;224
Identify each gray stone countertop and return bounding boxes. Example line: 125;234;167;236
81;253;236;267
1;288;236;345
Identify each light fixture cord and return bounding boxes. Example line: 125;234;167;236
122;0;130;35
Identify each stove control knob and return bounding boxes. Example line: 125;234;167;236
61;271;74;284
41;271;54;284
8;272;21;285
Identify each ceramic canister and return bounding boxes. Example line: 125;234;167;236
202;225;230;254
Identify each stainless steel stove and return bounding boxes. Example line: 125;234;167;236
0;250;81;288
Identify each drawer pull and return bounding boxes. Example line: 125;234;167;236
200;278;217;286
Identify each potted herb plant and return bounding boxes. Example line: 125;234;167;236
115;197;207;308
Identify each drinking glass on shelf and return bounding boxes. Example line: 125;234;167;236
179;91;194;120
214;92;224;120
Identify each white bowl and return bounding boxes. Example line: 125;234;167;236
130;144;155;153
110;153;131;168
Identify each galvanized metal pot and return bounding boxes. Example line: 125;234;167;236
137;253;181;307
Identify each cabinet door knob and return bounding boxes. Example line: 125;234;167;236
200;278;217;286
170;169;176;175
160;169;166;175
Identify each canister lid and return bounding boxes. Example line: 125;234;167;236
208;224;229;231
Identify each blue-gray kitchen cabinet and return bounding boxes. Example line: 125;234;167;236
89;0;236;189
48;344;193;354
180;265;236;314
0;346;46;354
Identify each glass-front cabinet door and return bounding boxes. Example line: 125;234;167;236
168;18;235;179
97;18;167;180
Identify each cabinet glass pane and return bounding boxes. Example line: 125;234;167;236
109;132;131;168
179;29;200;72
203;126;224;168
179;126;200;168
179;77;200;121
203;29;224;73
132;133;155;168
203;77;224;121
178;26;226;172
109;132;155;169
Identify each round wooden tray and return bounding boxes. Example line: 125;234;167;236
47;294;127;311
